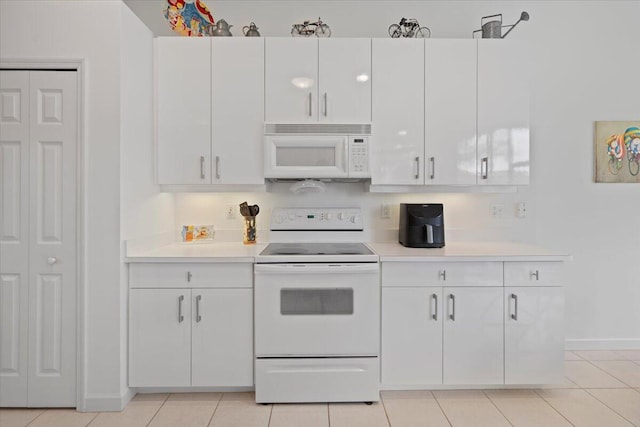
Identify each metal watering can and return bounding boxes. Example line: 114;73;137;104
473;11;529;38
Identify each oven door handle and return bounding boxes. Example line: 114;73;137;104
254;263;379;274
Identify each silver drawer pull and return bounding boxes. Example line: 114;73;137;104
439;270;446;281
195;295;202;323
187;271;192;282
530;270;539;280
431;293;438;320
308;92;312;117
511;293;518;320
415;156;420;179
449;294;455;321
200;156;205;179
481;157;489;180
430;156;435;180
178;295;184;323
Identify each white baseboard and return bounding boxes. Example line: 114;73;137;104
566;338;640;350
80;388;135;412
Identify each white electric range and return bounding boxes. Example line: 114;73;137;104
254;208;380;404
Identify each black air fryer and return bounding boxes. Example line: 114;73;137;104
399;203;445;248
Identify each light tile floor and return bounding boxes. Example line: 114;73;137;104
2;351;640;427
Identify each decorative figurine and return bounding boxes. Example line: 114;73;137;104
291;17;331;37
388;17;431;38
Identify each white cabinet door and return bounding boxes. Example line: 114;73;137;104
211;38;264;184
192;288;253;386
265;38;318;122
425;40;477;185
371;39;424;185
157;37;211;184
318;39;371;123
505;287;564;384
0;70;29;407
129;289;191;387
443;287;503;384
477;40;530;185
382;287;442;385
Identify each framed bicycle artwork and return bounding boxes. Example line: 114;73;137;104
594;121;640;183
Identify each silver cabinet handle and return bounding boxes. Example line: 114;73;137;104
415;156;420;179
449;294;455;321
531;270;539;280
215;156;221;180
511;293;518;320
178;295;184;323
47;257;58;265
200;156;205;179
195;295;202;323
481;157;489;180
187;271;192;282
308;92;312;117
431;293;438;321
323;92;328;117
429;156;435;180
439;270;446;281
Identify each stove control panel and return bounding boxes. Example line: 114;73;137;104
271;208;363;231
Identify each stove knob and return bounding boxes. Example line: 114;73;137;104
338;212;346;221
325;212;332;220
275;215;284;224
350;215;358;224
288;213;296;221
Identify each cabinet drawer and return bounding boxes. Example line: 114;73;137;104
382;262;502;287
129;263;252;288
504;262;564;286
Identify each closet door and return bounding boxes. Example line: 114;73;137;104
27;71;78;407
0;71;30;407
0;70;77;407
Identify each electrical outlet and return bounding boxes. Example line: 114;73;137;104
491;204;504;219
226;205;236;220
381;204;391;219
516;202;527;218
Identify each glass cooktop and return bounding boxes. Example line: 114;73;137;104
260;242;374;256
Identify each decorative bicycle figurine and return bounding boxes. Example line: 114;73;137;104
291;17;331;37
388;17;431;38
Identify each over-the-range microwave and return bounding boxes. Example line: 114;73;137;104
264;123;371;179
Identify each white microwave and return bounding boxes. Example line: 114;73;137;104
264;123;371;179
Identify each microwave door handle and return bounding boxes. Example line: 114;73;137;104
345;139;349;173
424;224;434;244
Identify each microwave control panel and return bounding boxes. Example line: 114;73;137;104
349;136;370;178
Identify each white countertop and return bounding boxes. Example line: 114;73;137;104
126;240;570;263
125;242;267;263
367;241;572;262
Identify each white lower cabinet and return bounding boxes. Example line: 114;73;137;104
504;286;564;384
381;287;443;385
129;287;253;387
443;287;504;385
381;261;564;388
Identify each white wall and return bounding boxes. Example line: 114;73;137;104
169;1;640;347
120;4;176;407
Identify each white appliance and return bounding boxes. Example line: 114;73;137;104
264;123;371;179
254;208;380;403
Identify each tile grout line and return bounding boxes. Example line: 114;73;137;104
266;402;273;427
378;394;392;427
431;393;454;427
145;393;171;427
533;388;576;427
24;409;47;426
584;359;636;388
327;402;331;427
205;393;223;427
84;411;100;426
481;390;514;427
583;388;639;426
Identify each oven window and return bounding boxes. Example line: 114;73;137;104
276;146;336;167
280;288;353;315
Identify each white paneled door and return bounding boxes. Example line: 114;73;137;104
0;70;77;407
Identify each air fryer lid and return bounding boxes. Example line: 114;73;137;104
406;204;443;225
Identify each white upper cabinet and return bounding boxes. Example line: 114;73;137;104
156;38;265;186
477;39;530;185
265;38;371;123
211;38;264;184
371;39;424;185
318;39;371;123
425;40;477;185
157;38;211;185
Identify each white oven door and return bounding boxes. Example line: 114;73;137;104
264;135;348;178
254;263;380;357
